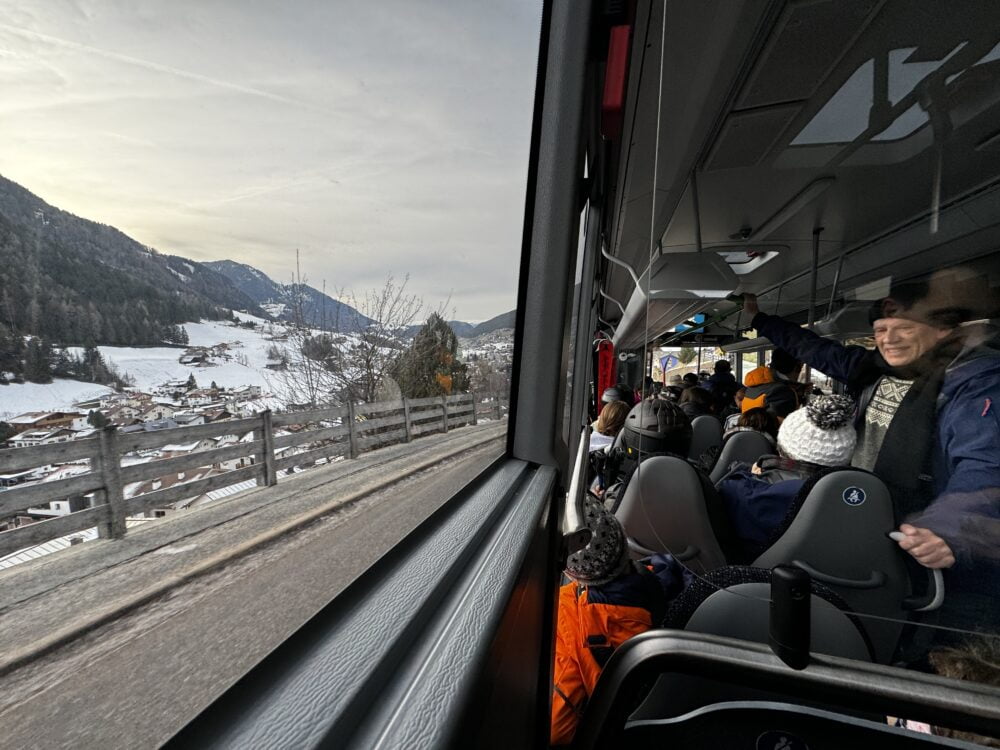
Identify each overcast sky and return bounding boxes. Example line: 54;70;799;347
0;0;541;322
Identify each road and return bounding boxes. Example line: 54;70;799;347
0;434;503;749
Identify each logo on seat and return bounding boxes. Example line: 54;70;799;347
843;487;866;506
757;731;809;750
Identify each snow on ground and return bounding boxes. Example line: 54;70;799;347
95;320;280;393
0;379;115;420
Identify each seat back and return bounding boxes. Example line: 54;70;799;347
753;469;912;663
708;430;774;483
687;415;722;468
630;566;874;722
615;456;731;574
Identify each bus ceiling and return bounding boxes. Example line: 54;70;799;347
593;0;1000;336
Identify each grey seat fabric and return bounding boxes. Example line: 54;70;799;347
630;567;874;722
687;415;723;468
708;430;775;483
614;456;729;574
753;469;912;664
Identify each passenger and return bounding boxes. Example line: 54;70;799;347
602;399;693;511
551;494;691;746
724;406;778;446
741;348;802;419
717;396;856;559
595;399;629;438
894;636;1000;745
722;386;747;429
681;372;699;389
661;383;684;403
744;277;1000;635
678;386;716;420
705;359;738;409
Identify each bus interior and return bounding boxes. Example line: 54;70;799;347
167;1;1000;748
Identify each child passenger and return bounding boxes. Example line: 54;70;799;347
716;395;856;558
551;495;691;745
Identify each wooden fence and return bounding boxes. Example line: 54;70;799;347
0;392;508;559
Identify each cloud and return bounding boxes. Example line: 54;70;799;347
0;1;540;320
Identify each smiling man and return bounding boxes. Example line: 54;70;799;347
742;270;1000;640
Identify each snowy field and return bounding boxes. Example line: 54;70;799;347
95;320;281;392
0;319;289;419
0;379;115;420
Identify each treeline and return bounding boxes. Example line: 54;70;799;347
0;213;225;346
0;329;138;388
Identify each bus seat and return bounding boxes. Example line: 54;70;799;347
630;566;874;722
614;455;739;574
687;415;723;469
752;469;914;664
708;430;774;483
626;701;960;749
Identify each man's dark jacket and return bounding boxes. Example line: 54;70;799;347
752;312;1000;601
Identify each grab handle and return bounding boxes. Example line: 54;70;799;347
791;560;886;589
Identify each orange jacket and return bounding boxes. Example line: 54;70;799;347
551;582;652;745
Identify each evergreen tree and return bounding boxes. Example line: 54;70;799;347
87;410;109;429
0;421;13;443
186;373;197;390
23;338;52;383
396;313;470;398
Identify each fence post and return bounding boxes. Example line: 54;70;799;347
470;393;478;426
97;426;126;539
441;395;449;433
258;409;278;486
403;398;413;442
494;393;501;420
348;401;359;458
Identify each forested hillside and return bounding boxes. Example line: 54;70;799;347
0;175;262;347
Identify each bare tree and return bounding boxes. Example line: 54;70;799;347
270;274;422;408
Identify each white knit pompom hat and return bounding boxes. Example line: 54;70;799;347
776;395;856;467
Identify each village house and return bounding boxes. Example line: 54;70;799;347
179;352;208;365
6;412;84;435
9;428;76;449
138;403;177;422
172;413;206;427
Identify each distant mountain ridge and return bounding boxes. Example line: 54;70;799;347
0;174;263;347
209;260;516;339
0;172;515;348
204;260;375;333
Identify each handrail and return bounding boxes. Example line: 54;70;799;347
574;631;1000;749
0;392;509;561
562;424;592;555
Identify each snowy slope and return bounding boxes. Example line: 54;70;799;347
0;380;115;420
95;320;280;392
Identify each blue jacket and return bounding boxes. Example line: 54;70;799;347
718;470;803;556
752;313;1000;587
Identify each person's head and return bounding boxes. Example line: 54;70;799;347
668;374;683;386
927;637;1000;747
682;372;699;388
595;399;630;437
776;395;856;466
662;385;683;403
679;386;714;412
734;386;746;406
769;348;803;381
601;384;631;404
869;273;978;368
737;407;778;438
620;399;692;456
713;359;731;374
565;494;630;586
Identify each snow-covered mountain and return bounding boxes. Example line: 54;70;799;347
204;260;375;333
